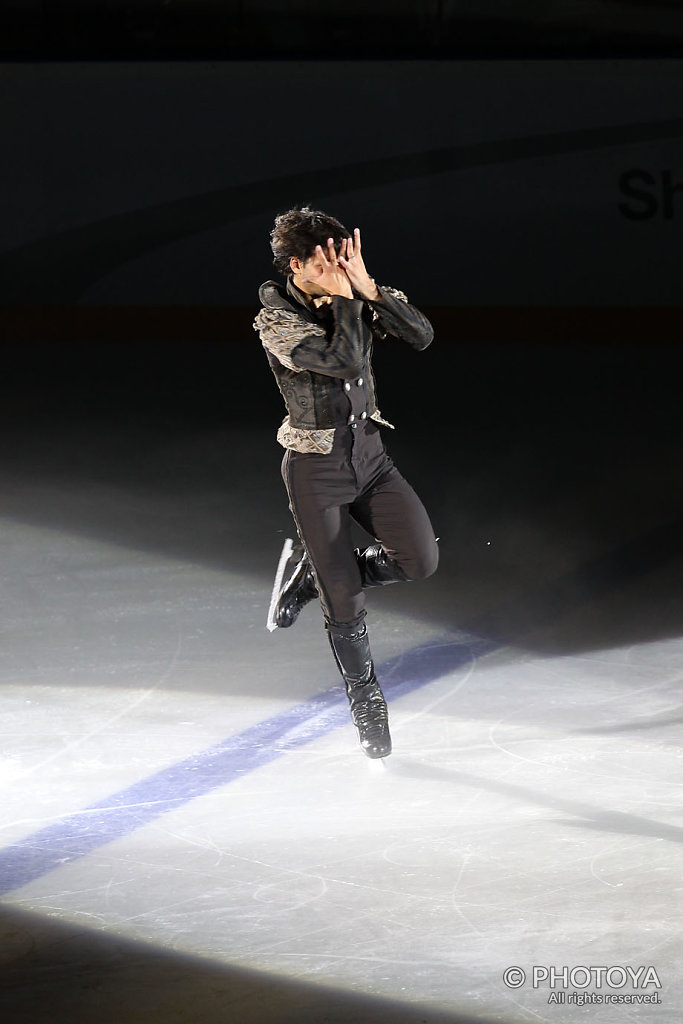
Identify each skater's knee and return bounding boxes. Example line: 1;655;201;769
401;537;439;581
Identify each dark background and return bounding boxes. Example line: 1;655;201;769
4;0;683;59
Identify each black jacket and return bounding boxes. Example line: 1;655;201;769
254;275;433;453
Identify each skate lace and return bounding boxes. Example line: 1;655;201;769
352;694;389;732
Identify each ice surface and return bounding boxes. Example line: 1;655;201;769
0;420;682;1023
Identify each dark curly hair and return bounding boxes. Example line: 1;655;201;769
270;205;351;276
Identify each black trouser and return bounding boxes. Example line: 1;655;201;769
281;419;438;628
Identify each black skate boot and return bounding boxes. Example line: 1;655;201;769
354;543;409;587
328;621;392;759
275;543;406;630
275;546;318;628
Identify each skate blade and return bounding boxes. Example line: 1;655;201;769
265;537;294;632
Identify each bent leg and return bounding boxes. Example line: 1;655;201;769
351;466;439;582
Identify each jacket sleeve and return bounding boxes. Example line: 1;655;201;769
367;285;434;351
254;297;366;379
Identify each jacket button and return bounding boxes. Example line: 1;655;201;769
356;377;364;386
351;423;358;430
344;381;352;391
348;414;356;424
360;411;367;419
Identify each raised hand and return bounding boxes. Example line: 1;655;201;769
338;228;381;301
302;237;354;298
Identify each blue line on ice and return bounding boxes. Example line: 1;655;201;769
0;634;496;895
